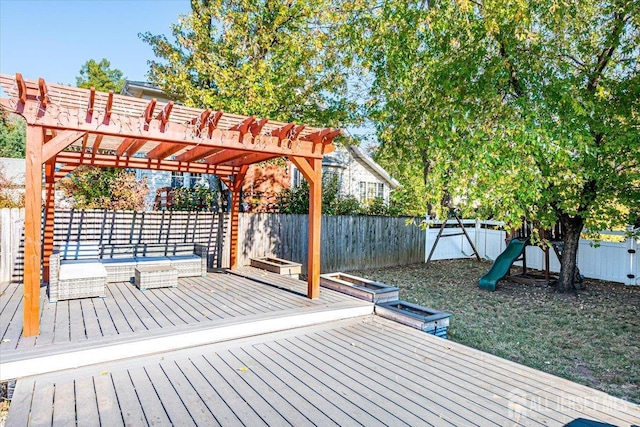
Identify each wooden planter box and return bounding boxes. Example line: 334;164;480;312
375;300;452;338
250;257;302;279
320;272;399;303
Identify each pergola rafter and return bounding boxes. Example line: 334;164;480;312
0;73;340;337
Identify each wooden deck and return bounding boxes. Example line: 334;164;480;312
2;267;639;426
0;267;373;379
5;315;638;426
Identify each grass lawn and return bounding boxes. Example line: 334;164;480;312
348;259;640;405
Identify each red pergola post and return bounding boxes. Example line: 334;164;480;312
307;158;323;299
42;160;56;284
23;126;43;336
290;156;323;299
228;166;248;270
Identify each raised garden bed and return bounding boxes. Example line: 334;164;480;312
250;257;302;279
375;300;452;338
320;272;399;303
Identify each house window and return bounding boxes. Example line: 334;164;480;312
359;182;384;202
323;170;342;188
292;168;302;187
171;172;184;188
189;173;205;188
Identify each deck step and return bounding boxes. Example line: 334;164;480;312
1;301;373;380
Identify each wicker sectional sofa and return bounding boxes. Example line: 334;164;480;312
48;242;208;302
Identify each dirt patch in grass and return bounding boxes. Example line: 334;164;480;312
348;259;640;404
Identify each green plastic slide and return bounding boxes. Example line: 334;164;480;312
478;238;527;291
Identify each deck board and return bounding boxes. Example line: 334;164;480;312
157;361;220;426
90;293;119;337
127;367;173;425
68;299;86;342
189;354;269;427
0;268;364;362
4;379;33;427
80;298;102;338
110;370;147;426
177;359;241;426
51;380;77;426
75;377;100;427
142;364;197;426
28;381;55;426
252;341;385;426
107;282;150;332
94;374;125;427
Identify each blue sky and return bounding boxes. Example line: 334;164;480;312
0;0;189;87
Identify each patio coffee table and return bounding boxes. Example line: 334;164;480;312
135;265;178;290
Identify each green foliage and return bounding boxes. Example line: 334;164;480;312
58;166;148;210
0;111;25;158
140;0;361;126
277;174;364;215
76;58;126;92
351;0;640;289
277;173;407;216
170;186;220;211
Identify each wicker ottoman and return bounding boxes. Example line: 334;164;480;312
135;265;178;290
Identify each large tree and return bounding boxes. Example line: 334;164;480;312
357;0;639;291
140;0;361;126
0;110;25;158
76;58;126;92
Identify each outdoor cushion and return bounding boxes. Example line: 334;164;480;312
100;258;137;266
167;254;201;263
135;257;172;265
59;262;107;281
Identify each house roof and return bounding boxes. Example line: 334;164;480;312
121;80;168;99
332;145;401;190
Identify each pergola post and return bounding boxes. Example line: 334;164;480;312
290;156;323;299
307;158;323;299
23;126;43;336
228;166;248;269
42;160;56;284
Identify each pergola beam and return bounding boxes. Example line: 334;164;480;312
56;151;236;175
42;130;85;163
227;153;281;167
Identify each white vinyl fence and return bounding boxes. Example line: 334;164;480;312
425;219;639;285
0;208;23;283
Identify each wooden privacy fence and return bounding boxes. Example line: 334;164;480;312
237;213;426;273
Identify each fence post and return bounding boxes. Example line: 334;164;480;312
475;219;482;259
627;226;639;286
0;208;9;282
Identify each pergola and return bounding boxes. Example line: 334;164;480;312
0;73;339;337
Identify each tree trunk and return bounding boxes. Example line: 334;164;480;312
557;215;584;292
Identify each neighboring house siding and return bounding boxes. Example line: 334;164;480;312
136;169;173;209
292;146;398;204
340;153;392;203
